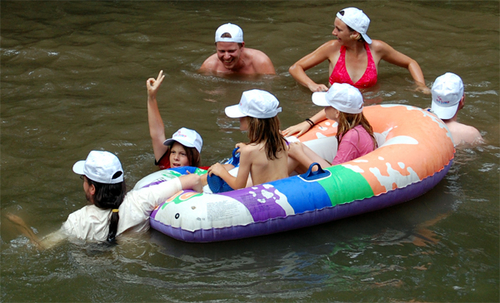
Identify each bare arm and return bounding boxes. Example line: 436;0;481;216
207;144;250;190
282;109;328;137
289;41;337;92
146;70;169;162
6;213;67;250
287;142;331;174
374;40;430;94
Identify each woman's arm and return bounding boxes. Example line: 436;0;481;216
289;41;337;92
146;70;169;162
373;40;430;94
282;109;328;137
7;213;67;250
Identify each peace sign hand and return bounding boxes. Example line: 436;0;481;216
146;70;165;98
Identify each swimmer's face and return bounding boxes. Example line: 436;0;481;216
239;116;250;131
169;142;190;167
325;106;339;121
216;42;244;70
332;18;352;43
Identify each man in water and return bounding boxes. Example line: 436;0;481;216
430;72;484;147
199;23;276;75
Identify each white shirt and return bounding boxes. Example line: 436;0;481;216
58;177;182;243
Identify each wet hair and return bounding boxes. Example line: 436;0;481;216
336;111;377;149
86;174;126;243
165;143;201;167
247;116;288;160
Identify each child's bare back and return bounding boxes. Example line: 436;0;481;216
237;142;288;186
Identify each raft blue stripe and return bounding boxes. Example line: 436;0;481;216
272;176;332;213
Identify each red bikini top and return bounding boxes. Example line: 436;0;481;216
329;42;377;89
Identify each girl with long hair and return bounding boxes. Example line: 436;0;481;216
7;150;204;249
206;89;288;191
287;83;377;174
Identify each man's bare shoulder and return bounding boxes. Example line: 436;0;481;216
244;47;271;59
242;48;275;74
199;54;220;71
446;121;484;147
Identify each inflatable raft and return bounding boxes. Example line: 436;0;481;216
135;104;455;243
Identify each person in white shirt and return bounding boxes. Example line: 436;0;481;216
7;150;202;249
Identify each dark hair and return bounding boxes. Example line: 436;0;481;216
336;111;377;149
165;143;201;167
86;174;126;243
247;116;288;160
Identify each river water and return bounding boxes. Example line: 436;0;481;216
1;1;498;302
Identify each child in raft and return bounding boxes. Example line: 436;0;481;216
287;83;377;174
201;89;289;192
147;70;205;170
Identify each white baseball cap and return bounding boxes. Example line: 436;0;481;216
431;72;464;120
73;150;124;184
312;83;364;114
163;127;203;153
225;89;282;119
215;23;244;43
336;7;372;44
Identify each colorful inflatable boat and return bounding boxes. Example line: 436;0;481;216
134;104;455;243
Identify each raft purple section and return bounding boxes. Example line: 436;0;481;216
150;160;453;243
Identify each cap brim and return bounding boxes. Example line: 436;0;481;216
225;104;245;118
362;33;372;44
311;92;329;106
72;160;85;175
163;138;195;149
431;103;459;120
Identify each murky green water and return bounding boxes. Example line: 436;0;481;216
1;1;498;302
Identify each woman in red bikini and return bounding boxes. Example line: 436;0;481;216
284;7;430;137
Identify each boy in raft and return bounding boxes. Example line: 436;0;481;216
287;83;377;174
429;72;484;147
147;70;206;170
7;150;204;249
199;23;276;75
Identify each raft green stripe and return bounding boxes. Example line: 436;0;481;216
319;166;374;206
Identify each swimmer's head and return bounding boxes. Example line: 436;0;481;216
73;150;124;184
163;128;203;167
431;72;464;120
225;89;282;119
163;127;203;153
312;83;364;114
336;7;372;44
215;23;244;43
